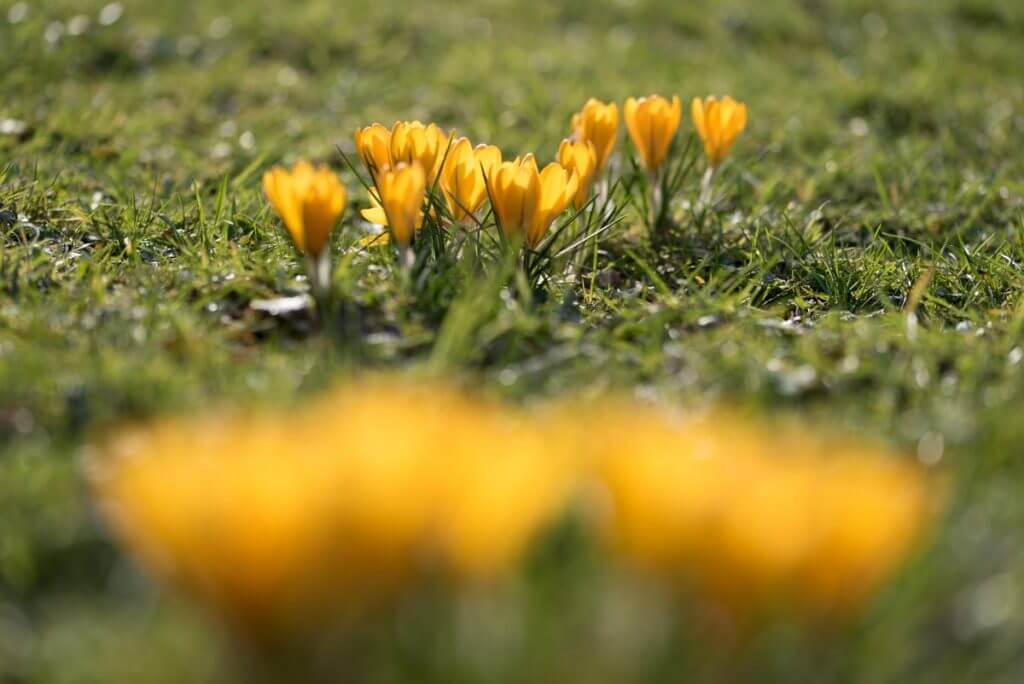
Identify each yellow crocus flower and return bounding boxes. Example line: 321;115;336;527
487;154;579;249
691;96;748;167
389;121;451;185
353;123;393;179
374;163;426;248
571;98;619;172
584;404;940;617
92;377;573;634
356;231;390;249
262;161;346;260
624;95;682;175
557;139;598;209
439;137;502;223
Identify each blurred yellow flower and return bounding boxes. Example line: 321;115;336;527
571;98;619;172
624;95;682;175
90;377;942;641
440;137;502;223
389;121;451;185
368;163;426;248
691;96;748;167
93;418;350;633
92;378;572;635
557;139;598;209
262;161;346;260
583;404;939;617
487;154;579;248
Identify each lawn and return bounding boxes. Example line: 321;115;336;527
2;0;1024;681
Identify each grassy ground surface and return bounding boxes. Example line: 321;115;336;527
2;0;1024;681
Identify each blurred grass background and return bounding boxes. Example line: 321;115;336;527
2;0;1024;681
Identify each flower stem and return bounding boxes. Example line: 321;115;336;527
698;166;716;211
648;171;663;230
306;252;332;298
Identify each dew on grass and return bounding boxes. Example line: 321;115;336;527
1008;347;1023;365
861;13;888;39
7;2;27;24
917;432;944;466
277;67;300;87
210;142;232;159
67;15;90;36
208;17;232;39
98;3;123;26
697;315;719;328
177;35;200;57
777;365;817;396
0;119;27;136
956;573;1017;640
43;21;64;45
849;117;870;137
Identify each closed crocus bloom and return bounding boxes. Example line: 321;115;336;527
571;98;618;172
531;162;578;247
557;139;598;209
474;144;503;182
375;163;426;248
389;121;451;185
487;155;539;242
691;96;748;167
488;155;578;248
262;161;347;259
354;123;393;178
624;95;682;174
440;138;502;223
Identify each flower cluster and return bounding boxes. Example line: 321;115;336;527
91;378;573;636
573;403;939;616
261;95;749;292
91;378;939;639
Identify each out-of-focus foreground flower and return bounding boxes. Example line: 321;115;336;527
691;96;748;167
90;380;941;641
90;378;572;636
624;95;682;175
262;162;346;291
579;403;941;617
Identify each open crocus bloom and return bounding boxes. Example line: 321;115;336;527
624;95;682;175
262;161;346;260
571;98;619;173
440;137;502;223
486;154;579;249
691;96;748;167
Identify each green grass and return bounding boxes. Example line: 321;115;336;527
3;0;1024;681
